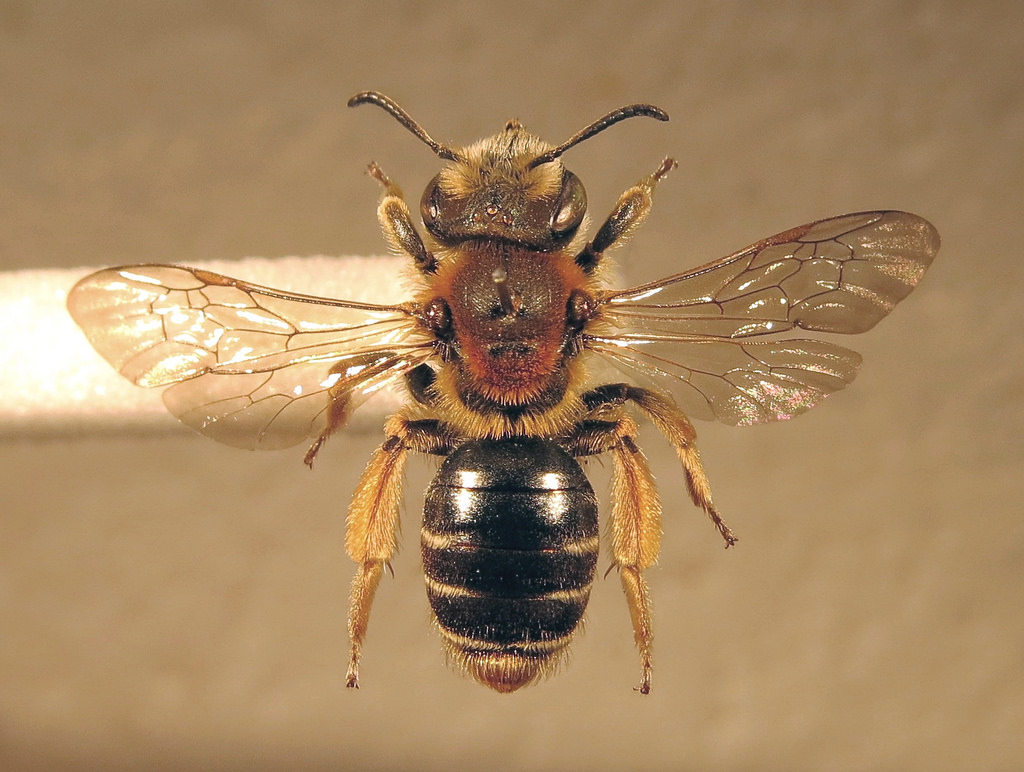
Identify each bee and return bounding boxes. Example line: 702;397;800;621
68;91;939;694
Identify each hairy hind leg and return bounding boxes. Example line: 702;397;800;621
565;415;660;694
344;414;456;688
565;382;738;693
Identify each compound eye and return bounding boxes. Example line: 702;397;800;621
550;171;587;236
420;175;445;232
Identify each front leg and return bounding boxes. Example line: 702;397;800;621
367;162;437;274
575;157;677;273
345;413;457;688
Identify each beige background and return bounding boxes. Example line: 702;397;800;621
2;2;1022;770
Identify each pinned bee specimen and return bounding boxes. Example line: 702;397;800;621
68;91;939;694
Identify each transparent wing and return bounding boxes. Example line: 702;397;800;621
68;264;432;449
589;211;939;425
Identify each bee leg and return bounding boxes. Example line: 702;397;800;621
306;354;408;467
367;162;437;274
345;414;456;688
565;415;659;694
609;425;660;695
574;158;677;273
304;393;352;467
583;384;737;547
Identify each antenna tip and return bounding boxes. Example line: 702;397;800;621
347;91;381;108
637;105;670;122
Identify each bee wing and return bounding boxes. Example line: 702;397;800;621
68;264;432;449
590;211;939;425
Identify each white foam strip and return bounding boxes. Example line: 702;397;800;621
0;255;407;440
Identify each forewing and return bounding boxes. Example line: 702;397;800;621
590;211;938;425
68;264;431;449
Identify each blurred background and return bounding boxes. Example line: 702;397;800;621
2;2;1021;769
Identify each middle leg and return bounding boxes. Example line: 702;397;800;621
582;384;737;547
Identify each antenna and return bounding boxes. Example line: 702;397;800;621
348;91;466;162
528;104;669;168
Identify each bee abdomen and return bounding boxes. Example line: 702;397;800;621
422;438;599;693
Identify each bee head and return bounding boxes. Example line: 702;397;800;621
348;92;668;251
418;121;588;251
